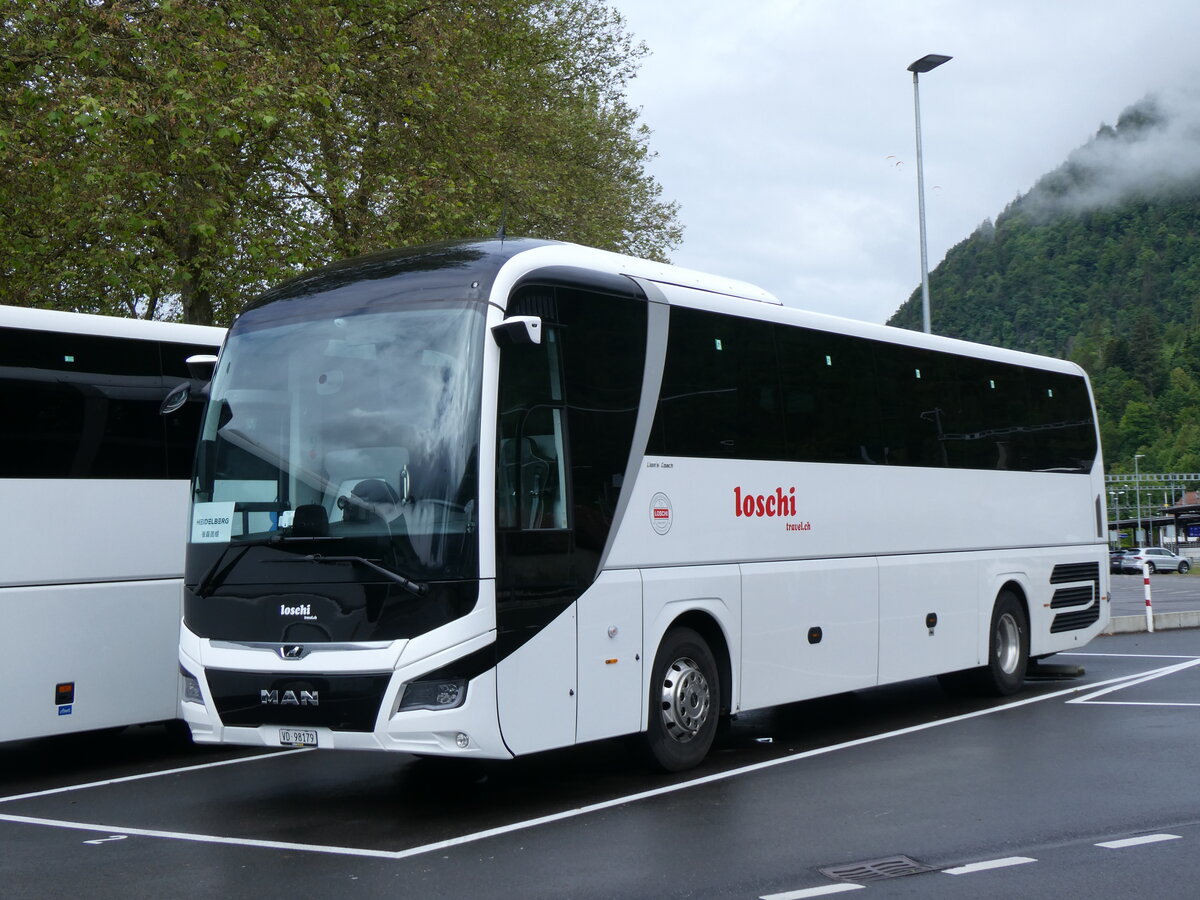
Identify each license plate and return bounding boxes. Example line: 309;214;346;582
279;728;318;748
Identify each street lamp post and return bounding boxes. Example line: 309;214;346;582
907;53;951;335
1134;454;1145;545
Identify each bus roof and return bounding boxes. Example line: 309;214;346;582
0;304;225;345
233;238;1084;379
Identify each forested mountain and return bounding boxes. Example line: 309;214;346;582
887;93;1200;476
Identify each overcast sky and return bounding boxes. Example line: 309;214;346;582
609;0;1200;324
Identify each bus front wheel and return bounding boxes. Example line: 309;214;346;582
643;627;720;772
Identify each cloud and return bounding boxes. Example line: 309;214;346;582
614;0;1200;324
1020;88;1200;217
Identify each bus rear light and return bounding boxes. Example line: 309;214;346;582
398;678;467;712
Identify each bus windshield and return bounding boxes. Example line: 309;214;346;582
192;301;484;581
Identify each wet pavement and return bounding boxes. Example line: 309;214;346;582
4;630;1200;899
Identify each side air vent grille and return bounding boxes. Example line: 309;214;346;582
1049;561;1102;633
1051;585;1095;609
1051;605;1101;633
1050;562;1100;584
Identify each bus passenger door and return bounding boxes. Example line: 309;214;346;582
494;280;651;754
495;326;578;755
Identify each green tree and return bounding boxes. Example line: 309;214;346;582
0;0;681;324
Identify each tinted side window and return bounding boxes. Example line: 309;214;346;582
0;326;214;479
776;326;881;464
873;342;962;467
495;281;649;648
496;314;567;532
875;346;1096;473
553;287;647;553
649;307;782;459
949;358;1029;470
1023;369;1098;472
0;377;87;477
500;282;649;551
642;310;1096;474
164;391;207;479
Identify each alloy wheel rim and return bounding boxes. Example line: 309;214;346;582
996;612;1021;675
659;656;711;743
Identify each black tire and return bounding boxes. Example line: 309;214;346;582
642;627;720;772
938;591;1029;697
981;591;1029;696
1147;562;1157;575
1179;561;1190;574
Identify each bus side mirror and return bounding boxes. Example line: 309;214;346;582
186;354;219;380
162;354;218;415
491;316;542;346
160;382;192;415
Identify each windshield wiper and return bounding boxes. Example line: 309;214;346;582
299;554;430;597
193;533;342;598
194;539;265;599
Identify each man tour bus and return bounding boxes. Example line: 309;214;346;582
1;305;223;742
179;239;1107;771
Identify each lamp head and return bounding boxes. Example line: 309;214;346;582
908;54;952;74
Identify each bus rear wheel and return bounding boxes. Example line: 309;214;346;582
643;627;720;772
939;590;1029;697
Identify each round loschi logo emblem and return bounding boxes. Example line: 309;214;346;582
650;492;673;535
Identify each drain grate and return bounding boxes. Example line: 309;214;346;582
819;855;934;883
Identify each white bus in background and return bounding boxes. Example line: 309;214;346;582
0;305;224;743
178;239;1109;772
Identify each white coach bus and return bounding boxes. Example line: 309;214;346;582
1;305;224;742
178;239;1108;771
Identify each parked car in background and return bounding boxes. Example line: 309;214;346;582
1110;549;1130;574
1117;547;1191;574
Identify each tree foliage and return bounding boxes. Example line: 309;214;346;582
888;96;1200;479
0;0;681;324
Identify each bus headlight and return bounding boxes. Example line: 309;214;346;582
398;678;467;712
180;666;205;706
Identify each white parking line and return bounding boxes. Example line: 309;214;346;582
1096;834;1181;849
943;856;1037;875
0;749;311;805
1066;653;1200;659
0;812;404;860
760;884;865;899
1074;701;1200;707
1068;656;1200;706
0;663;1185;861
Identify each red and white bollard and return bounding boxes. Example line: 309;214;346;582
1143;562;1155;633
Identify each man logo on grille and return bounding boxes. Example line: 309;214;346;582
260;689;319;706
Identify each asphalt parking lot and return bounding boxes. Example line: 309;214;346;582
4;628;1200;899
